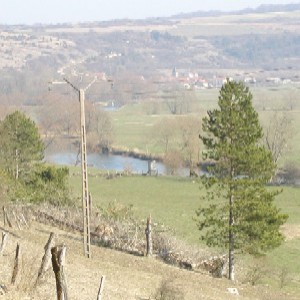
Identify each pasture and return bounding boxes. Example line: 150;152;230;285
110;85;300;165
68;170;300;292
67;84;300;291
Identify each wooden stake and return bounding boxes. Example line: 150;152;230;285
12;211;22;230
0;284;8;295
97;275;105;300
35;232;56;286
145;215;152;256
2;206;5;227
0;232;9;255
51;245;68;300
3;207;12;228
20;213;29;229
11;243;21;285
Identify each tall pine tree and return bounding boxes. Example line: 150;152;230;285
196;80;287;280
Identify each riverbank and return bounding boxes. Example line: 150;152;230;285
109;146;163;163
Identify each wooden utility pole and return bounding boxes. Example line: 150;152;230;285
79;88;91;258
49;75;112;258
51;77;96;258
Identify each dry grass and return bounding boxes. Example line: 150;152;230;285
0;217;299;300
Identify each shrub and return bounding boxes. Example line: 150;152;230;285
153;278;184;300
11;164;71;205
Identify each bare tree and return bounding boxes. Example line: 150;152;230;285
38;92;79;143
152;115;201;175
152;118;177;153
86;104;114;152
263;112;293;165
177;116;202;175
164;150;184;175
163;85;196;115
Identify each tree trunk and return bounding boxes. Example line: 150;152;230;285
229;194;235;281
15;149;19;180
51;245;68;300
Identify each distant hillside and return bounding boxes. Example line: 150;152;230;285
172;2;300;19
241;3;300;14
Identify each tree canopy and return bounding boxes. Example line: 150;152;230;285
0;111;70;205
196;80;288;280
0;111;44;179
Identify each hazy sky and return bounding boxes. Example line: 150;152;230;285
0;0;299;25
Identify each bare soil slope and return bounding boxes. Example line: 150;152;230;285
0;221;298;300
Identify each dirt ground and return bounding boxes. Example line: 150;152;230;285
0;222;298;300
281;224;300;241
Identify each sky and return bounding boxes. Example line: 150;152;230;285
0;0;299;25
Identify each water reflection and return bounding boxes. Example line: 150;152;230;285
45;152;169;175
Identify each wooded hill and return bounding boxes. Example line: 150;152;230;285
0;3;300;107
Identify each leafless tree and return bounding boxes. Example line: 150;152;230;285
152;115;201;175
152;118;177;153
263;112;293;165
177;116;202;175
164;150;184;175
162;84;197;115
86;104;114;152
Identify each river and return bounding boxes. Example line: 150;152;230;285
45;151;173;175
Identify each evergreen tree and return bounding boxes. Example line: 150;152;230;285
0;111;44;179
196;80;288;280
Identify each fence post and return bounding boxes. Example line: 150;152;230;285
51;245;68;300
97;275;105;300
35;232;56;286
12;211;21;230
11;243;21;285
0;232;8;255
2;206;5;227
145;215;152;256
3;207;12;228
20;213;29;229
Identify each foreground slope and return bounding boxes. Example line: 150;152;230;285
0;221;298;300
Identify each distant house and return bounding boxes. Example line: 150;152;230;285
195;79;209;89
282;78;292;84
244;77;256;84
266;77;281;84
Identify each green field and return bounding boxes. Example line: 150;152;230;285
70;173;201;243
70;171;300;241
67;85;300;291
68;170;300;291
110;86;300;165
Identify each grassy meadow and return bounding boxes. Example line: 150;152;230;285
111;85;300;165
68;169;300;292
